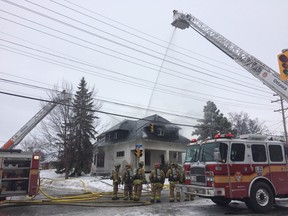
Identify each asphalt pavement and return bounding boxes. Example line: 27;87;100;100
1;188;288;215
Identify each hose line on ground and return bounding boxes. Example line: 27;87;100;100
1;177;152;208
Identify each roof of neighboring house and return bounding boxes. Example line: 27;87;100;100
95;114;189;146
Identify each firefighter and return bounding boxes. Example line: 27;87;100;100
184;192;195;201
166;162;181;202
110;163;121;200
133;161;146;201
149;162;165;203
122;163;134;200
180;169;195;201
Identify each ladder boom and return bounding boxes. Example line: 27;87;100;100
171;10;288;102
1;91;69;150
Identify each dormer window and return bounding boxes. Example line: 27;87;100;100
158;128;164;136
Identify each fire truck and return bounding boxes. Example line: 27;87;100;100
172;10;288;212
0;91;68;200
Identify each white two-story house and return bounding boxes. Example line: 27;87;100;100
91;114;190;176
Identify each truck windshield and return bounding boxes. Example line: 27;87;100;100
199;142;228;162
185;144;200;162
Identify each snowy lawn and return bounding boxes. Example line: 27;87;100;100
40;169;161;193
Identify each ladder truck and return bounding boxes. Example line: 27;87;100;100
172;10;288;212
0;91;69;200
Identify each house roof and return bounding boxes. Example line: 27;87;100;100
137;114;181;129
104;119;134;133
95;114;189;146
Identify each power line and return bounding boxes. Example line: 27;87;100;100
0;10;274;100
0;70;53;89
2;81;282;133
0;34;271;101
0;90;200;128
0;43;276;108
0;78;53;92
0;16;273;101
27;0;261;87
0;1;281;111
0;5;272;94
0;76;203;120
61;0;250;75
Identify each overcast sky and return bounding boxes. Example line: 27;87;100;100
1;0;288;145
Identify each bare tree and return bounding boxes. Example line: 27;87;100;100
35;82;74;179
229;111;269;136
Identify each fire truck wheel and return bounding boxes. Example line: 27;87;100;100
249;181;274;213
210;197;231;206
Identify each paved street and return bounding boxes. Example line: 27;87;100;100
1;189;288;216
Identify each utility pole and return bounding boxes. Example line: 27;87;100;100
272;95;288;143
280;98;288;144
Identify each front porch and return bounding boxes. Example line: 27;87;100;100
142;149;184;173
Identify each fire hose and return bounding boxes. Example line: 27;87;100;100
0;177;152;208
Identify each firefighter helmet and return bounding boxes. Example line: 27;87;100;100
115;163;121;168
139;161;144;166
154;162;160;168
171;162;176;167
126;163;131;169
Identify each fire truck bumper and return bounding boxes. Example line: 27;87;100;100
175;184;225;197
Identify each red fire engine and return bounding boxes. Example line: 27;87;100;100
171;10;288;212
178;134;288;212
0;150;40;199
0;91;68;200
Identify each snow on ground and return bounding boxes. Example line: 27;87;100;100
40;169;158;193
40;169;115;193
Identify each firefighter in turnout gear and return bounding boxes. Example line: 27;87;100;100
166;162;181;202
149;162;165;203
122;163;134;200
181;171;195;201
133;161;146;201
110;163;121;200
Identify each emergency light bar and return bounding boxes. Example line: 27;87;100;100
214;133;234;139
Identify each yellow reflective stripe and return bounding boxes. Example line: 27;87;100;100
214;165;287;184
30;169;39;175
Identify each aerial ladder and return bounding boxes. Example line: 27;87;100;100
0;91;69;200
171;10;288;102
1;91;69;150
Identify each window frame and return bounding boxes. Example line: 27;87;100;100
96;152;105;168
230;143;245;162
116;151;125;157
158;128;164;136
251;144;267;162
268;144;284;162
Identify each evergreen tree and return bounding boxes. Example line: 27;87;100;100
192;101;233;140
70;77;97;176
